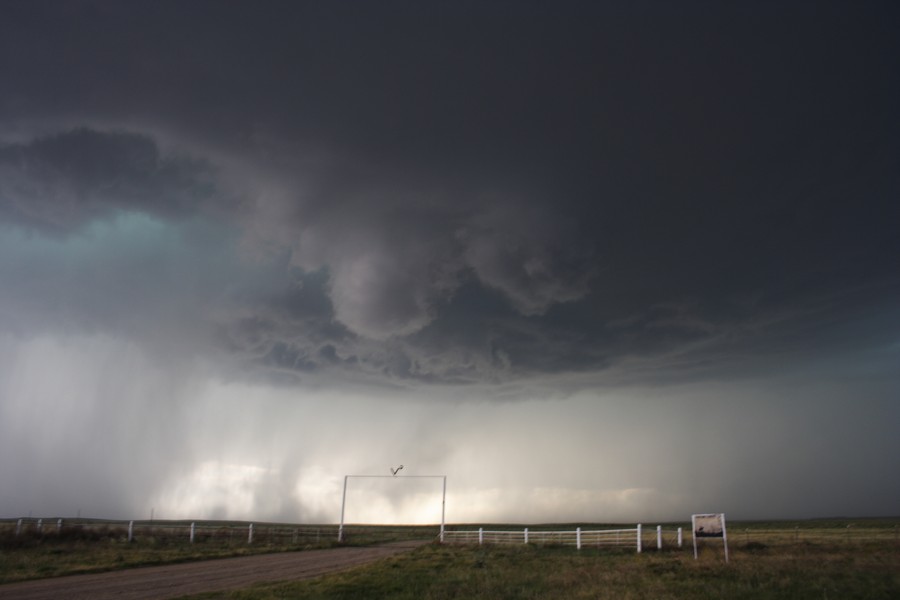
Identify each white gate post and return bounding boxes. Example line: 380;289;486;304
128;520;134;542
576;527;582;550
524;527;529;544
339;475;348;542
657;525;662;550
478;527;483;545
677;527;683;548
248;523;254;544
190;522;196;544
440;476;446;543
636;524;642;553
37;519;43;534
57;518;63;534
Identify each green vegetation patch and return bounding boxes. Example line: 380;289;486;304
0;528;336;584
182;542;900;600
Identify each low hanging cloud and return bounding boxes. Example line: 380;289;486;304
460;203;598;317
2;124;894;392
288;207;465;341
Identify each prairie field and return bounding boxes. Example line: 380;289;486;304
1;519;898;599
185;536;900;600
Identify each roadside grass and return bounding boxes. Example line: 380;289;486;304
0;528;336;584
181;542;900;600
2;519;897;597
0;520;447;584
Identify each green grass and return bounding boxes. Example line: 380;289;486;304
2;519;898;599
0;526;337;584
0;520;440;583
181;541;900;600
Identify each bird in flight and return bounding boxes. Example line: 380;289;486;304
391;465;404;476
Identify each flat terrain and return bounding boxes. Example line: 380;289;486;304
0;541;427;600
181;542;900;600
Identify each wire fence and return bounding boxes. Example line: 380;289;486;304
442;526;652;551
0;518;338;546
443;523;900;552
3;518;897;550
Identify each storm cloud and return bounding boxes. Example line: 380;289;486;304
1;1;898;523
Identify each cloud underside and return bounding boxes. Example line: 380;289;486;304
2;3;900;527
2;124;898;386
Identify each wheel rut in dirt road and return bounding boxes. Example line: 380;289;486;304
0;540;430;600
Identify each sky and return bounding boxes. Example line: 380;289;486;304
1;0;898;525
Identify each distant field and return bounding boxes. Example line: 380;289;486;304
1;518;898;599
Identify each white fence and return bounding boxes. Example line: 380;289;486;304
3;518;336;545
442;525;683;553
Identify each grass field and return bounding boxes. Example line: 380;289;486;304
1;519;898;599
182;540;900;600
0;520;434;583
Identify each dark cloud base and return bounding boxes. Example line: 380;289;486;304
1;1;899;523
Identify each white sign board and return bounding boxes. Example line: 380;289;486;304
691;513;728;561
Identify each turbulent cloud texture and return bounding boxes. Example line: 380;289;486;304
1;1;898;523
0;129;214;233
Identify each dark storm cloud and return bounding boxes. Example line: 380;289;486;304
0;0;898;387
2;0;900;525
0;128;215;233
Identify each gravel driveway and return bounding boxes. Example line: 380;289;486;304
0;541;428;600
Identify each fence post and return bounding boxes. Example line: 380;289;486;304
478;528;483;545
577;527;582;550
637;524;642;553
657;525;662;550
16;519;22;537
190;522;195;544
37;519;43;534
677;527;683;548
248;523;254;544
57;518;63;534
524;527;529;544
128;521;134;542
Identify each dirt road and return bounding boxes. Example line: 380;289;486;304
0;541;428;600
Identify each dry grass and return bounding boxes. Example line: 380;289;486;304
2;519;898;599
183;539;900;600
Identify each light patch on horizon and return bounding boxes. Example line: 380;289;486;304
152;461;273;521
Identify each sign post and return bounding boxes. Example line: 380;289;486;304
692;513;728;562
